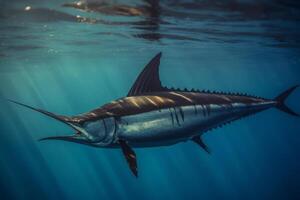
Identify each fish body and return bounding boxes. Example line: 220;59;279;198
9;52;299;177
74;92;275;148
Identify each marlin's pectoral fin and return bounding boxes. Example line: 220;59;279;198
192;136;210;154
119;140;138;177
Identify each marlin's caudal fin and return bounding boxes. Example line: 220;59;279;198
275;85;299;117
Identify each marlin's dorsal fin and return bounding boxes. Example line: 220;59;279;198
127;52;167;96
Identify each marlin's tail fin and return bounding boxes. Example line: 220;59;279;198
275;85;299;117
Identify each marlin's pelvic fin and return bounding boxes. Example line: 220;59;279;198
119;139;138;177
275;85;299;117
192;136;210;154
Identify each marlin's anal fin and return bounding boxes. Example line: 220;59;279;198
119;139;138;177
192;136;210;154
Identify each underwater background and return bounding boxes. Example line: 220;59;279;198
0;0;300;199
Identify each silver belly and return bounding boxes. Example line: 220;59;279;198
117;106;193;146
116;102;275;147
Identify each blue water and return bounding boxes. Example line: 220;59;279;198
1;0;300;199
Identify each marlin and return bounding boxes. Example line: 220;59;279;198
9;52;299;177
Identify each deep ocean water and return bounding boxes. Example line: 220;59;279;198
0;0;300;199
